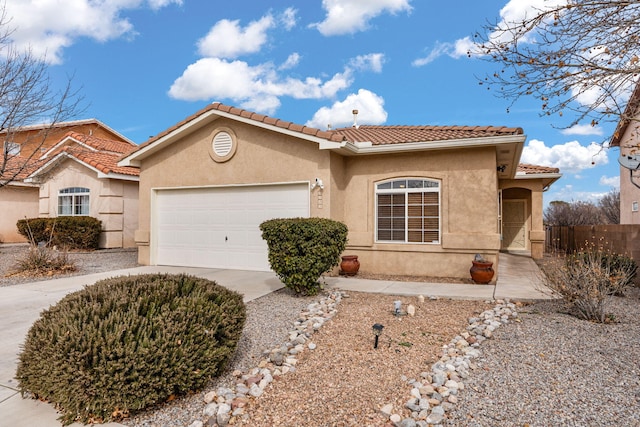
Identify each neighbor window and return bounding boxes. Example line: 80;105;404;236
633;201;639;212
376;178;440;243
3;141;20;156
58;187;90;216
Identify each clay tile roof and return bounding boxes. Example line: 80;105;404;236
62;132;138;155
0;155;48;181
332;125;524;145
61;146;139;176
517;163;560;174
136;102;346;151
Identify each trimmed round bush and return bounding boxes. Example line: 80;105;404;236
260;217;348;295
16;274;246;425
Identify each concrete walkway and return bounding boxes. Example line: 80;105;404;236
0;253;549;427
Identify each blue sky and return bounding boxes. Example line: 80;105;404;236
5;0;622;207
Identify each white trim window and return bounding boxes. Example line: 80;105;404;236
376;178;440;244
58;187;90;216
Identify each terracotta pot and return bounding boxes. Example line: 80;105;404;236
470;260;494;284
340;255;360;276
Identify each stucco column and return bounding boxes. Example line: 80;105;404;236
529;189;545;259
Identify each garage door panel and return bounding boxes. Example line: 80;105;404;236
155;184;309;271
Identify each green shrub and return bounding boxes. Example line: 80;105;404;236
17;216;102;250
16;274;246;425
260;217;348;295
540;245;636;322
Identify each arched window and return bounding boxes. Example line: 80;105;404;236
58;187;90;216
376;178;440;244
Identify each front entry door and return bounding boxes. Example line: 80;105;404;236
502;199;527;250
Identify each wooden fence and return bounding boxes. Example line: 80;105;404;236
545;225;640;262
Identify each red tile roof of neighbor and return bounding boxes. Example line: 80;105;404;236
517;163;560;175
1;155;48;181
62;132;138;155
60;147;140;177
2;131;140;182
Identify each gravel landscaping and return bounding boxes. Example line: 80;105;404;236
2;245;639;426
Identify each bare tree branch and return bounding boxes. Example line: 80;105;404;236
474;1;640;131
0;2;84;187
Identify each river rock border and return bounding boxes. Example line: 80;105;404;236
187;294;518;427
188;290;343;427
389;299;519;427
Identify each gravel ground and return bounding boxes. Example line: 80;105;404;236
445;292;640;427
0;244;139;287
2;245;640;426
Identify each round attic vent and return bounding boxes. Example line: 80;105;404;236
213;132;233;156
208;128;237;163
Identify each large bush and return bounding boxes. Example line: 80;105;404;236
540;246;636;322
16;274;246;425
260;217;348;295
17;216;102;250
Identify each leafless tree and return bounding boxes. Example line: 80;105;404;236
0;4;83;187
473;1;640;132
598;189;620;224
544;200;604;226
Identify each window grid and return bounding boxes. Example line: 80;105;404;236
376;179;440;244
58;187;90;216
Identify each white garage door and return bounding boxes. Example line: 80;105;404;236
154;184;309;271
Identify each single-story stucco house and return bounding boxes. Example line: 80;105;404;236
119;103;561;280
0;120;140;247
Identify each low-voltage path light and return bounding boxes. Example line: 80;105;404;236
372;323;384;349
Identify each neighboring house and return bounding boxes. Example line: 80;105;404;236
610;83;640;224
0;120;140;247
119;103;561;280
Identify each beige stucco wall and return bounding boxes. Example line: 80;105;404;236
134;118;333;265
135;119;503;280
616;120;640;224
38;159;138;248
618;122;640;224
0;185;39;242
338;147;500;278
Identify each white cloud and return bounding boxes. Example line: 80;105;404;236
521;139;608;173
197;15;275;59
279;53;301;70
312;0;412;36
349;53;385;72
546;184;607;204
413;42;454;67
421;0;568;66
168;58;354;115
599;175;620;188
306;89;387;129
560;124;604;136
4;0;181;64
281;7;298;30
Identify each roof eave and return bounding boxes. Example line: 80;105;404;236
514;172;563;189
119;108;344;167
329;134;526;155
97;171;140;181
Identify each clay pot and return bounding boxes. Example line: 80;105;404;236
340;255;360;276
470;260;494;284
